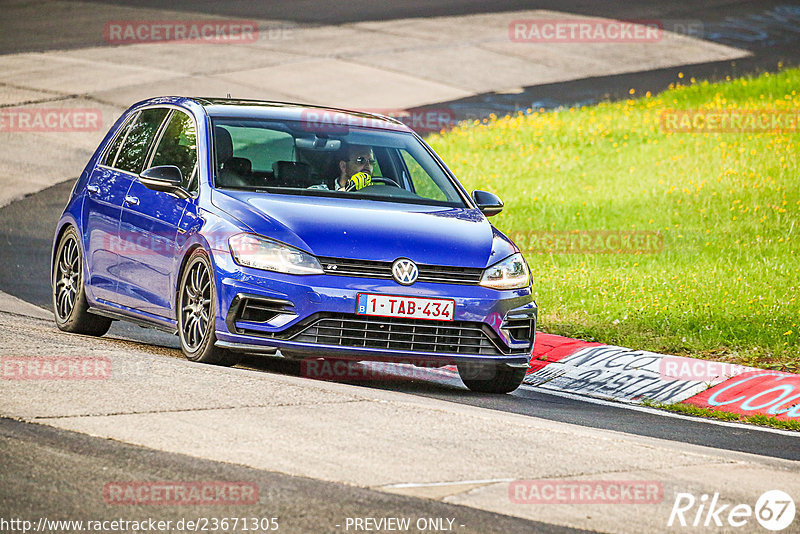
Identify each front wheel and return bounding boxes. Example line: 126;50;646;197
457;362;527;394
177;249;240;367
52;227;112;336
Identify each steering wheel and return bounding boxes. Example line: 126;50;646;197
345;176;402;192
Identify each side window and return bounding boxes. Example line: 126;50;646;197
103;113;136;167
115;108;169;174
151;110;198;192
401;150;446;201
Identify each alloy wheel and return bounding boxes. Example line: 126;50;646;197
180;259;211;350
54;234;80;322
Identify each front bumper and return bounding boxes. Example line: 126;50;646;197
211;249;537;366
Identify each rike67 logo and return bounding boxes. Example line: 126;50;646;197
668;490;795;531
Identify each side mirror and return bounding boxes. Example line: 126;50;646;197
472;190;504;216
139;166;189;198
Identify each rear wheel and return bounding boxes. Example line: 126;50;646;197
457;362;527;394
52;227;112;336
177;249;240;367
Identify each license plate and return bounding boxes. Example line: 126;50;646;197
356;293;455;321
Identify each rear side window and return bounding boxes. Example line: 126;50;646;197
151;110;198;191
114;108;169;174
103;114;136;167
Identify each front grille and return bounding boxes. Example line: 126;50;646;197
318;257;392;278
289;314;515;356
317;257;483;285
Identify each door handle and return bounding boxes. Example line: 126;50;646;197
124;195;139;206
87;184;100;195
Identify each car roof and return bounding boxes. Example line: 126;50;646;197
173;96;412;133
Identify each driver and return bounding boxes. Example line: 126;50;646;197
335;144;375;191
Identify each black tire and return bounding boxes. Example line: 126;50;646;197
52;227;112;336
457;362;527;394
177;249;240;367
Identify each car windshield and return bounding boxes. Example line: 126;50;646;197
210;117;467;208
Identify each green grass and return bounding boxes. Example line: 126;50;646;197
429;68;799;370
640;400;800;432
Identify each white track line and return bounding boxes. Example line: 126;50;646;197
383;478;516;489
519;384;799;437
352;362;797;437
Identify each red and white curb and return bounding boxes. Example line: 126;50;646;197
527;334;800;422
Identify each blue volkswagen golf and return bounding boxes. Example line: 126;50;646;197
51;96;536;393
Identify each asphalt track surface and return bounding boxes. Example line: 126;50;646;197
2;0;798;52
0;417;587;534
1;0;800;456
1;2;800;529
0;0;736;52
3;0;800;117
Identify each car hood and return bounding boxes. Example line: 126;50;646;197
211;190;515;268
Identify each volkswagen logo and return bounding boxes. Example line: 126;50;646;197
392;258;418;285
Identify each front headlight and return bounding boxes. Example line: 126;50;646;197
229;233;323;275
480;253;530;290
